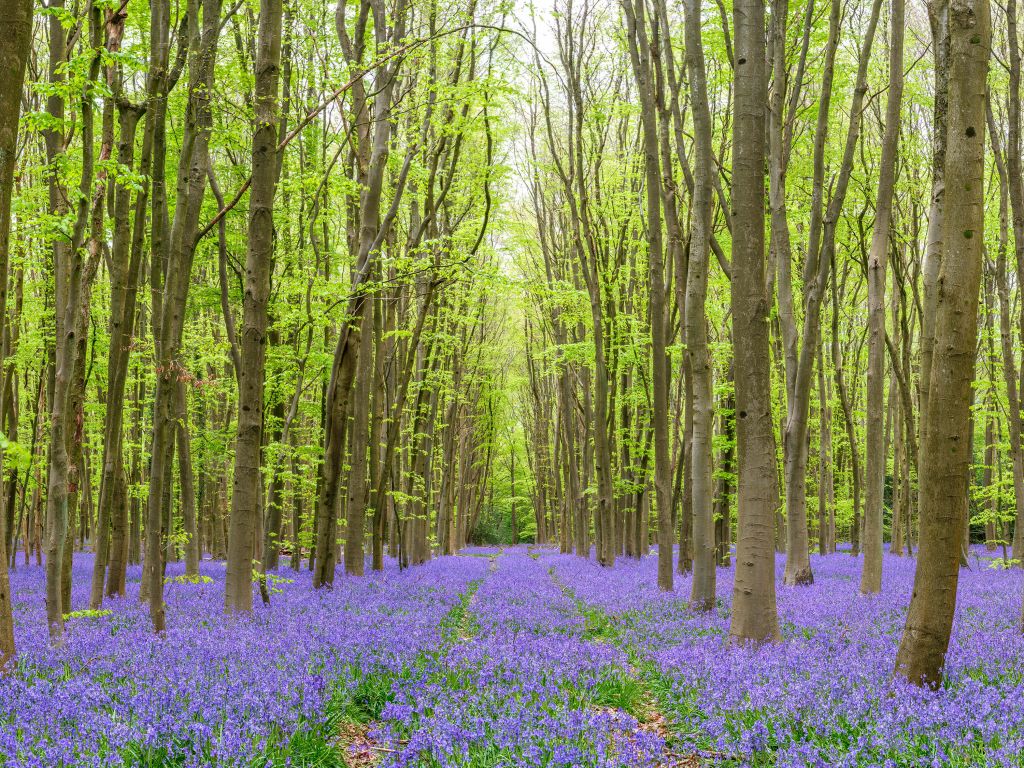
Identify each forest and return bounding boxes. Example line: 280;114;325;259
0;0;1020;764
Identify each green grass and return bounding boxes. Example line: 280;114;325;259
572;673;650;718
340;669;396;724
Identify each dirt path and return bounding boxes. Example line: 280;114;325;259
546;564;703;768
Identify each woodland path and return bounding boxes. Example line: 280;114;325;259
343;548;689;766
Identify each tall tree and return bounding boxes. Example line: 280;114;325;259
622;0;672;591
861;0;905;595
728;0;781;643
0;0;34;667
146;0;223;632
682;0;717;610
895;0;989;688
312;0;411;588
43;0;106;640
1000;0;1024;563
225;0;285;614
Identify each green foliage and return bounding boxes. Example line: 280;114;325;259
340;670;397;724
580;607;618;644
164;574;214;586
986;557;1022;570
571;673;650;720
64;608;112;621
251;571;295;596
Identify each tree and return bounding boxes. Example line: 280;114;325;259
861;0;905;595
312;0;411;588
682;0;717;610
225;0;285;614
145;0;223;632
622;0;672;591
0;0;34;667
895;0;989;688
728;0;781;644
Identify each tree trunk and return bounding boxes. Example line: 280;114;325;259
343;298;373;575
988;97;1024;565
622;0;672;591
682;0;716;609
44;0;105;641
1001;0;1024;564
0;0;33;669
715;363;735;566
861;0;904;594
817;345;834;555
147;0;222;632
895;0;988;688
91;94;144;608
728;0;780;644
177;382;199;575
314;0;409;587
225;0;284;614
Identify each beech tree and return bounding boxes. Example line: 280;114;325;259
0;0;33;667
861;0;905;596
895;0;990;688
728;0;781;643
225;0;285;614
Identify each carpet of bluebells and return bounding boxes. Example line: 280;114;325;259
1;547;1023;767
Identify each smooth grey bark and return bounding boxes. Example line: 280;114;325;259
0;0;33;668
861;0;905;595
622;0;672;591
225;0;285;614
895;0;989;688
728;0;780;644
682;0;716;610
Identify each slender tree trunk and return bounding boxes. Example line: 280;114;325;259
728;0;780;644
314;0;409;587
44;0;105;640
715;363;735;567
988;98;1024;565
895;0;988;688
817;345;834;555
682;0;716;609
91;96;143;608
1001;0;1024;564
832;269;863;555
622;0;672;591
225;0;284;614
177;382;199;575
344;298;373;575
43;4;72;642
0;0;33;669
861;0;904;594
147;0;222;632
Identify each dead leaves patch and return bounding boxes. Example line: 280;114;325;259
337;720;393;768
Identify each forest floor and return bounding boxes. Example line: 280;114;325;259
1;546;1023;767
